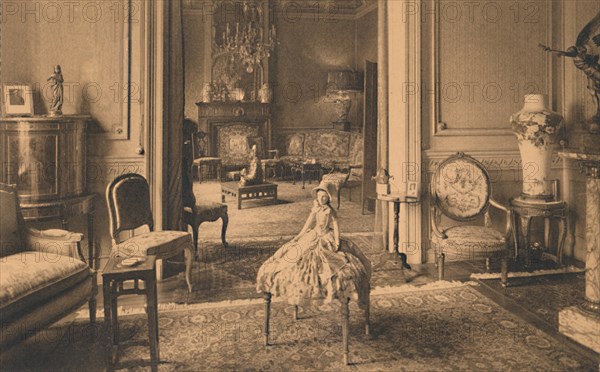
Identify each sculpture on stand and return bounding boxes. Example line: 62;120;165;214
47;65;64;116
240;144;264;186
541;10;600;135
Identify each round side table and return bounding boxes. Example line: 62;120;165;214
509;196;568;267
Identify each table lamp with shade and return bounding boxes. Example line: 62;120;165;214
327;70;362;131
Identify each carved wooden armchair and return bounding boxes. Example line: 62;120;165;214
430;153;511;286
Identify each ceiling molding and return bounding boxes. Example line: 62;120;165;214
183;0;377;20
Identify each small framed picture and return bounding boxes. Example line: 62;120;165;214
2;84;34;116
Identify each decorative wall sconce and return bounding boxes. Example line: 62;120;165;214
326;70;362;131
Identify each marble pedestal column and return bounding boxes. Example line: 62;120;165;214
558;151;600;353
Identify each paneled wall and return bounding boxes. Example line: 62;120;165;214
183;5;378;134
0;0;146;263
419;0;580;261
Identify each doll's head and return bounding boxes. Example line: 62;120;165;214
316;190;330;206
311;182;333;207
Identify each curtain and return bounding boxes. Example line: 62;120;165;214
164;0;185;230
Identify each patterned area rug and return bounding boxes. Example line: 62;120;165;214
4;284;596;371
171;234;433;304
476;272;586;329
191;181;374;240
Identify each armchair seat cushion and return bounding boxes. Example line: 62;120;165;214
432;226;506;261
0;252;90;319
112;231;192;258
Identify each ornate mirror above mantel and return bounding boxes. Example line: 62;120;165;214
201;0;275;103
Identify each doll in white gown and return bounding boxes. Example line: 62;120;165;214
256;182;370;309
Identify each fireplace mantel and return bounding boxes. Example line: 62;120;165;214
196;102;271;169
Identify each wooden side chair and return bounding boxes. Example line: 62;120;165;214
430;152;511;286
191;127;222;182
321;165;362;209
183;119;228;255
106;173;194;292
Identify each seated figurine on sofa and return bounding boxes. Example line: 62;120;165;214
240;144;264;186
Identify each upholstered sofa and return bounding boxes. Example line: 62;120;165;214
276;129;363;170
0;184;97;350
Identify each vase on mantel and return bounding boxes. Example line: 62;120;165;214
510;94;564;200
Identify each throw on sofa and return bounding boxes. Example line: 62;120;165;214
0;183;97;350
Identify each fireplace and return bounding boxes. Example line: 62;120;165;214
196;102;271;170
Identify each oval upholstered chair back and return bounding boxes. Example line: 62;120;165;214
105;173;154;244
432;152;491;221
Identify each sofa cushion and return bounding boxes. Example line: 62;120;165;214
0;252;90;319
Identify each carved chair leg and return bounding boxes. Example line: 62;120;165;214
341;297;350;365
365;301;370;335
485;257;492;273
437;253;445;280
221;213;229;248
89;272;98;323
294;305;299;320
264;292;272;346
191;223;200;258
184;245;194;293
500;254;509;288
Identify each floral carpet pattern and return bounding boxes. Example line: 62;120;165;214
477;272;586;329
172;234;431;304
3;285;596;371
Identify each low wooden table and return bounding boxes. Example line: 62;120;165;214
221;182;278;209
102;255;159;368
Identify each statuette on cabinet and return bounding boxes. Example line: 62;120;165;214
47;65;64;116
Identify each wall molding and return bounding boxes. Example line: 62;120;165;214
428;0;554;138
423;149;564;171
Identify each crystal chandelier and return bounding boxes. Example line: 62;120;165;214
215;0;276;73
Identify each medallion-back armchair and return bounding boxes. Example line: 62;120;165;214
430;152;511;286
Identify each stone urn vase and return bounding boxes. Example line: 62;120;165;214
510;94;564;200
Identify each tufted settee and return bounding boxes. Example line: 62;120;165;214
277;129;363;170
0;183;97;350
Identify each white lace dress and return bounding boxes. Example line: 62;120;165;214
256;202;371;309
